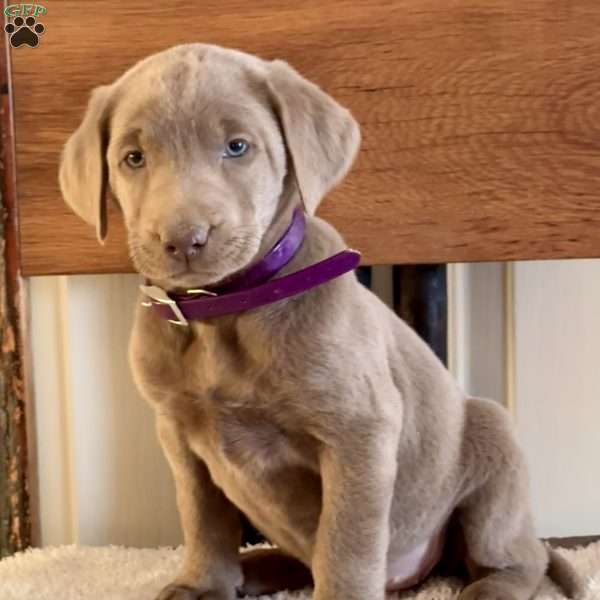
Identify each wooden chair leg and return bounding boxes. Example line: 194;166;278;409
393;265;448;366
0;33;34;556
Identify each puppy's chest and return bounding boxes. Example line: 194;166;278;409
187;400;315;487
176;377;311;477
212;409;299;472
138;324;313;475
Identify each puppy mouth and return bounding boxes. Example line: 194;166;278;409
145;266;221;289
171;266;223;285
130;228;262;290
150;262;243;291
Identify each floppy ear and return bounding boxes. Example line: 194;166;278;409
59;85;112;243
266;59;361;214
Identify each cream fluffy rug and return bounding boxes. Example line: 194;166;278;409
0;543;599;600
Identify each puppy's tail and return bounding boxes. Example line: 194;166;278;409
545;543;587;600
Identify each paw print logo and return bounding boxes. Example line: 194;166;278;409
4;16;45;48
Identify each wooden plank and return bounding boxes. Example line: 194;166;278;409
10;0;600;275
0;14;33;555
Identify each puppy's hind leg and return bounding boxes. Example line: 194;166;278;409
457;398;547;600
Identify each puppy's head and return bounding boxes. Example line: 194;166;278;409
59;44;360;290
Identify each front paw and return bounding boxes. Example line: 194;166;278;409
155;583;232;600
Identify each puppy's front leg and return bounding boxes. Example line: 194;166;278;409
156;415;242;600
312;430;398;600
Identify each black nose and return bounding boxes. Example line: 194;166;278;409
162;227;209;259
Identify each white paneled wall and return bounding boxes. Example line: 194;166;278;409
513;261;600;537
448;263;507;404
28;262;600;546
30;275;181;548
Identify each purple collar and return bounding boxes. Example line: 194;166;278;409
140;208;361;325
209;207;306;294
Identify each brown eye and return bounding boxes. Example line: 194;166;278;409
124;150;145;169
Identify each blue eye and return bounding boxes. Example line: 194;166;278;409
224;138;249;158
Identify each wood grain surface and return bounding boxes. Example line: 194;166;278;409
9;0;600;275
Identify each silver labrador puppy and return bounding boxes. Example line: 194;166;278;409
59;44;581;600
